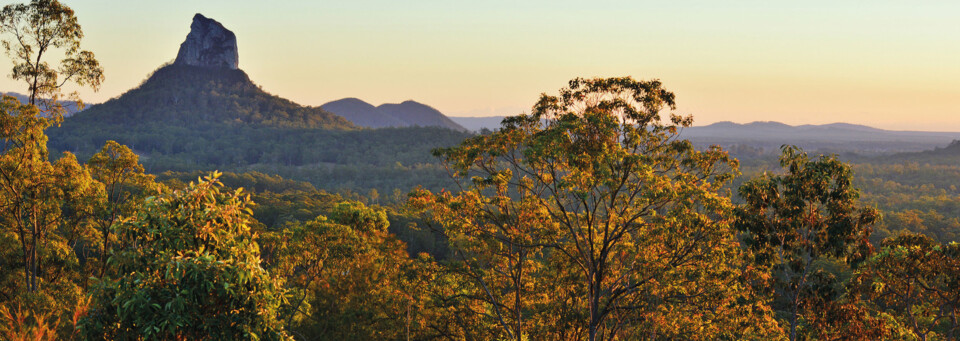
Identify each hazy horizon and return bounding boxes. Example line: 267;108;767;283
0;0;957;131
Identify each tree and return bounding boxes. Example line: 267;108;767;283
413;77;781;340
0;95;102;296
79;173;290;340
735;146;880;341
0;0;104;118
85;140;159;278
851;233;960;340
265;201;430;340
412;178;556;340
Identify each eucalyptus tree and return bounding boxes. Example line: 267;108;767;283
0;0;104;118
414;77;781;340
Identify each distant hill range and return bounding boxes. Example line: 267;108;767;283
1;91;87;117
321;98;467;131
449;116;959;154
683;121;958;154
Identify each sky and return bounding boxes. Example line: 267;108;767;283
0;0;958;131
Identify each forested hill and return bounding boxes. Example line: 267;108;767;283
66;64;355;129
45;14;471;197
46;67;472;195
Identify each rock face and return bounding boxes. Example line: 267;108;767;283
174;14;238;69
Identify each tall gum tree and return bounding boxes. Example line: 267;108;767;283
412;77;782;340
0;96;101;297
0;0;104;118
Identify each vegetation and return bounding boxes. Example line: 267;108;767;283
44;64;473;197
736;146;880;340
411;77;780;340
79;173;289;340
0;0;103;116
2;2;959;339
63;64;351;129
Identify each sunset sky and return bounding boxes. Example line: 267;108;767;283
0;0;958;131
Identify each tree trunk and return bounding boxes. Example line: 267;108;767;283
515;250;524;341
589;269;601;341
29;204;38;292
31;227;38;291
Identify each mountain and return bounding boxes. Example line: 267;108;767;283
46;13;470;196
1;91;87;117
65;64;353;129
321;98;467;131
321;98;406;128
444;116;960;154
65;14;352;130
683;121;959;154
378;101;466;131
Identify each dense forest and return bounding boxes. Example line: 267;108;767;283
2;1;959;340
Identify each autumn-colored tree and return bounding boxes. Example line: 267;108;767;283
79;173;290;340
851;233;960;340
0;0;103;118
0;96;102;297
413;77;782;340
411;181;549;340
0;3;106;327
85;140;159;278
735;146;880;340
0;94;104;341
796;269;897;340
266;201;429;340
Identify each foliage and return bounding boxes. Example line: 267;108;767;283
85;140;161;279
0;0;103;118
263;201;432;340
48;119;468;197
851;161;960;243
0;303;60;341
413;77;782;340
735;145;881;340
0;95;101;315
851;233;960;340
79;173;290;340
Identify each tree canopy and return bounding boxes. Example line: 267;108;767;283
412;77;781;340
0;0;103;118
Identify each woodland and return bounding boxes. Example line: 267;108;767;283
1;1;958;340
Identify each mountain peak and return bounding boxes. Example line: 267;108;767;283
174;14;239;69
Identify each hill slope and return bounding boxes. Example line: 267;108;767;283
46;13;471;196
68;64;355;129
48;64;470;194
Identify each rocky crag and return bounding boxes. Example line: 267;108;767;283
173;13;239;69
